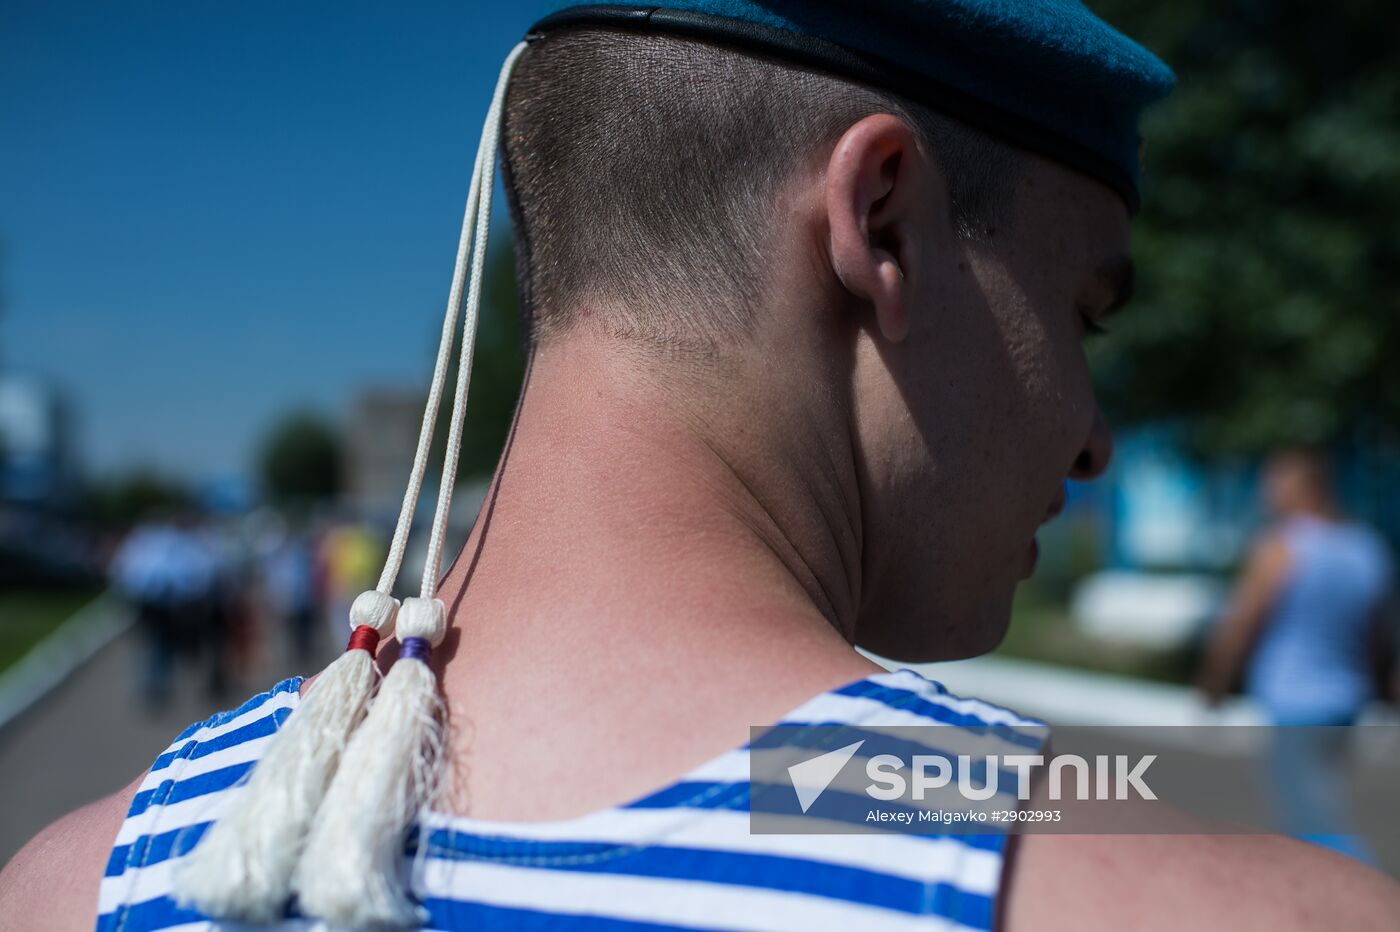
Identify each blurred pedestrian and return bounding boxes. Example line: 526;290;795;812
1197;446;1395;862
204;516;261;698
263;525;322;665
108;508;220;709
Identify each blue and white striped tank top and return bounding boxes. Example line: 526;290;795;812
98;667;1047;931
1246;514;1394;723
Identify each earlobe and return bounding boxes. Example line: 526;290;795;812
873;258;910;342
825;113;930;345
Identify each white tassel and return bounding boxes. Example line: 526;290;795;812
293;597;447;929
292;40;529;929
173;589;398;922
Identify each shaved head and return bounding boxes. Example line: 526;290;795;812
500;27;1024;353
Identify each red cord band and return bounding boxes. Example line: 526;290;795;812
346;624;381;655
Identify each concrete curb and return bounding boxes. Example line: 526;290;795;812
881;652;1398;737
0;593;133;732
908;654;1265;726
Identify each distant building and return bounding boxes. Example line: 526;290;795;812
342;389;491;592
344;389;424;522
0;374;92;585
0;373;76;507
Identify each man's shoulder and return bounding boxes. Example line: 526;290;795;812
1002;822;1400;931
0;772;144;932
0;676;307;931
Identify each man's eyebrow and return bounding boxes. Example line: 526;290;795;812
1098;255;1136;316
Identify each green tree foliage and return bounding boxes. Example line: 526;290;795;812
82;471;193;529
1087;1;1400;456
257;411;343;505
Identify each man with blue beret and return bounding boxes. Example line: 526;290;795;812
6;1;1400;929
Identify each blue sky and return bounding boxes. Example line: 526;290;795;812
2;1;559;483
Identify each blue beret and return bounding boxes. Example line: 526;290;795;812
527;1;1175;214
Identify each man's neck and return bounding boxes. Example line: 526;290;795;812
436;331;866;651
427;332;884;818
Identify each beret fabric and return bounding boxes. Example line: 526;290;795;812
527;1;1176;213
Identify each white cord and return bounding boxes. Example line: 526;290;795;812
371;63;497;597
420;41;528;599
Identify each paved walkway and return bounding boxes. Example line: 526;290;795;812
0;611;315;864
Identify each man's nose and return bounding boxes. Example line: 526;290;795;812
1069;405;1113;481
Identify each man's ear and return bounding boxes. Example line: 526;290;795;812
825;113;945;343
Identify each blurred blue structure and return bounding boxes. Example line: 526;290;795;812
0;373;76;508
1107;424;1254;572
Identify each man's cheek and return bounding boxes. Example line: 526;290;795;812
1039;359;1094;467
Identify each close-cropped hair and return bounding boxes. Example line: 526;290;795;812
501;28;1024;352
